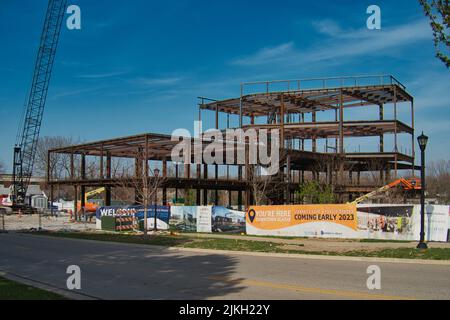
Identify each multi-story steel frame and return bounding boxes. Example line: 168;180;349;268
47;75;419;211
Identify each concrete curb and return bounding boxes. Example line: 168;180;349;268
171;247;450;266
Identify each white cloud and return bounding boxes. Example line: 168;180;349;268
311;19;344;37
231;42;296;66
130;77;183;86
231;19;432;67
77;71;128;79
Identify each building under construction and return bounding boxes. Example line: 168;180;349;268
47;75;419;211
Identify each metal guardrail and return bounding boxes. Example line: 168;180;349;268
241;75;406;95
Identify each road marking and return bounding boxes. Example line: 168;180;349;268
208;276;416;300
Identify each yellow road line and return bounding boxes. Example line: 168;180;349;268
208;276;415;300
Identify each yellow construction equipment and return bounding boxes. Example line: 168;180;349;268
77;187;106;213
350;178;421;205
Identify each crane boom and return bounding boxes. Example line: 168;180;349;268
350;178;421;205
12;0;67;207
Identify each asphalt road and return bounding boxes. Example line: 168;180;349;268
0;233;449;300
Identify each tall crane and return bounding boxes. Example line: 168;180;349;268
12;0;67;208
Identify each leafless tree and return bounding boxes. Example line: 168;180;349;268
32;136;79;200
114;149;167;235
247;165;275;205
428;159;450;203
34;136;77;179
0;159;5;174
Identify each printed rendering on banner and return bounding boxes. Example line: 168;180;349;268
357;205;415;240
170;206;246;233
212;206;246;233
170;206;206;232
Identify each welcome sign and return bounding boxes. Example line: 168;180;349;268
246;204;358;238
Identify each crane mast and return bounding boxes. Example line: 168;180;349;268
12;0;67;207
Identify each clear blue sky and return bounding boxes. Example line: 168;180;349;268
0;0;448;171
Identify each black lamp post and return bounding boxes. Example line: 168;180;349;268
417;132;429;250
153;169;160;232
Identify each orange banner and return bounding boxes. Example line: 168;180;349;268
247;204;358;231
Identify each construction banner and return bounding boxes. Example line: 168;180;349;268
246;204;358;238
96;205;171;231
170;206;246;233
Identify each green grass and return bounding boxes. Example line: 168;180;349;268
183;238;303;253
339;248;450;260
180;231;309;241
39;231;190;247
0;276;67;300
34;231;450;260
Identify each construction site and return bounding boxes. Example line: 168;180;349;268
41;75;420;214
3;0;450;304
0;0;432;233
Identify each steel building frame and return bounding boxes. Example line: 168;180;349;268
48;75;419;211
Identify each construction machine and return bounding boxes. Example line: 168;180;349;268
11;0;67;213
77;187;106;213
350;178;421;205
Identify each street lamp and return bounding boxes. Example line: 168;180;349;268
153;169;160;232
417;132;428;250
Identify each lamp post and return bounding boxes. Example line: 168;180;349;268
153;169;160;232
417;132;429;250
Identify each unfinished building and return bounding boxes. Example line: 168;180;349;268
47;75;419;212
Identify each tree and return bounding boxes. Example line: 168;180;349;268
115;149;167;235
247;165;278;205
35;136;77;178
0;159;5;174
296;181;336;204
419;0;449;68
33;136;78;200
427;159;450;203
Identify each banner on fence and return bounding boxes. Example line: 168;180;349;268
246;204;449;241
170;206;246;233
96;205;171;231
246;204;358;238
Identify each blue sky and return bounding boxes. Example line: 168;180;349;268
0;0;449;171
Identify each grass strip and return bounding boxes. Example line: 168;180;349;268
34;231;450;260
0;276;67;300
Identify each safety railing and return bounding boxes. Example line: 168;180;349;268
241;75;406;96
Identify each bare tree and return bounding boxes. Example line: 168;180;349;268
114;149;167;235
0;159;5;174
33;136;78;200
35;136;76;179
428;159;450;203
247;165;275;205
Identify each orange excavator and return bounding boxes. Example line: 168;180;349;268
350;178;421;205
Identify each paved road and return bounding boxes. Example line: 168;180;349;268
0;233;449;300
